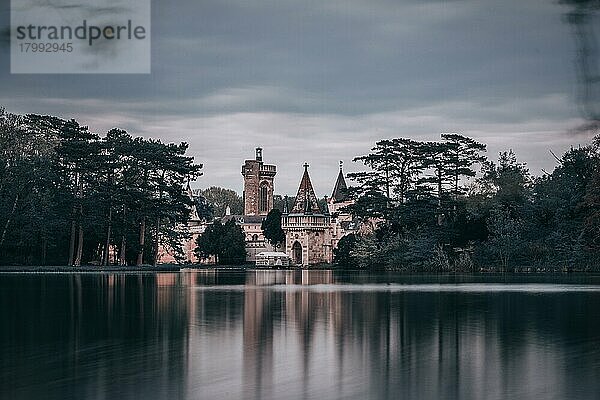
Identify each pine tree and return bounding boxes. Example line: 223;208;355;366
261;208;285;249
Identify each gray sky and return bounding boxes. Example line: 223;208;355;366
0;0;596;196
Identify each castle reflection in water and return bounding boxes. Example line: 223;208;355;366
2;271;600;400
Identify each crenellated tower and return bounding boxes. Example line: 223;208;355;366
241;147;276;216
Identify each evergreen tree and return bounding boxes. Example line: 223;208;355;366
261;208;285;249
195;220;246;265
441;133;487;199
334;233;358;267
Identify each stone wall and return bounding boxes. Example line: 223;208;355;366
242;159;276;216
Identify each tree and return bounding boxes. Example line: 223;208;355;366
529;142;600;267
195;219;246;265
55;118;99;266
485;210;524;271
351;139;396;200
441;133;486;199
350;138;424;206
195;221;223;262
261;208;285;249
348;138;425;221
220;220;247;265
334;233;358;267
0;113;68;265
476;150;531;217
194;194;214;221
198;187;243;217
0;109;202;266
582;167;600;253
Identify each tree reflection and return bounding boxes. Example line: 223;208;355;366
0;273;190;400
2;272;600;400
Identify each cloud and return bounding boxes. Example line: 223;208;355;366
0;0;593;194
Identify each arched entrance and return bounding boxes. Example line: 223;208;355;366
292;241;302;265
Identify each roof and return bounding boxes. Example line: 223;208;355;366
291;164;322;214
331;165;349;202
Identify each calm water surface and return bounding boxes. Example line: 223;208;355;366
1;270;600;400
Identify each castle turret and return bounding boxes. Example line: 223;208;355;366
282;164;332;266
328;161;352;215
241;147;276;216
331;161;349;202
291;163;321;214
327;161;357;252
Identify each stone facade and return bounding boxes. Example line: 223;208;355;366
242;147;276;216
282;164;333;266
224;148;278;262
282;215;332;265
158;151;358;267
282;162;358;267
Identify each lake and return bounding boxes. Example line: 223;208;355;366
1;270;600;400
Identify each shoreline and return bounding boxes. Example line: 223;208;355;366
0;265;182;273
0;265;597;274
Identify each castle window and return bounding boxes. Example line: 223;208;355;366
252;234;259;241
259;182;269;213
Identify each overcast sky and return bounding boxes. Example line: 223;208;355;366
0;0;596;196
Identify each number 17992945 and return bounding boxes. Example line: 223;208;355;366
19;43;73;53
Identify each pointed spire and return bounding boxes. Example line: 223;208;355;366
291;163;321;214
331;160;348;202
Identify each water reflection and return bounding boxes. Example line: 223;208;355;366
1;271;600;400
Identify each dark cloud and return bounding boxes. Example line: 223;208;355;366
0;0;596;193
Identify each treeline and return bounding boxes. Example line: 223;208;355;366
336;133;600;271
193;187;243;221
0;109;201;266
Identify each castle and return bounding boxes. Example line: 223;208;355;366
158;148;357;266
221;147;278;261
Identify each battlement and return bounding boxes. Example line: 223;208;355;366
242;148;275;216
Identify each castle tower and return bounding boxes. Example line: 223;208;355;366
241;147;276;216
327;161;357;251
331;161;348;201
327;161;352;215
282;164;332;266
